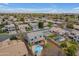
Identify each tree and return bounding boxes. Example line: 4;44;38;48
20;18;24;21
69;40;78;46
60;40;78;56
0;29;4;33
38;21;44;29
47;22;52;28
45;43;51;48
66;45;77;56
48;34;57;39
25;27;32;31
0;24;4;29
66;22;74;29
60;41;67;48
10;36;17;40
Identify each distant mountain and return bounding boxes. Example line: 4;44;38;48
0;10;79;14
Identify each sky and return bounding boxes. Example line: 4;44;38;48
0;3;79;13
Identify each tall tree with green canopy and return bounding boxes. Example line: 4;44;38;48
66;22;74;29
38;21;44;29
60;41;67;48
47;22;52;28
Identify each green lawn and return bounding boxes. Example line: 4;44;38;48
0;32;8;35
45;43;51;48
48;34;57;39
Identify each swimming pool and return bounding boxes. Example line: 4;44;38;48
34;45;43;56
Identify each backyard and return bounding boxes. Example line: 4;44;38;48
41;40;65;56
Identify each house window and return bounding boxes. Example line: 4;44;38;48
43;35;45;37
23;54;26;56
31;38;33;41
74;36;76;38
35;36;37;39
49;31;51;32
40;35;42;37
32;42;34;44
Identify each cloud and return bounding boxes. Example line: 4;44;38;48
3;3;9;5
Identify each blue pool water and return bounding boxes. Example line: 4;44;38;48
34;45;43;56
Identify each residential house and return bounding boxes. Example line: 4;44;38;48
9;16;14;20
0;18;2;24
44;22;48;27
18;24;30;33
13;18;17;21
4;24;17;35
68;30;79;42
15;21;23;25
24;30;45;44
42;28;51;37
29;22;38;31
74;24;79;30
50;27;66;35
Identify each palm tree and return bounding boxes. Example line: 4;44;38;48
60;40;78;56
60;41;67;48
66;45;77;56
